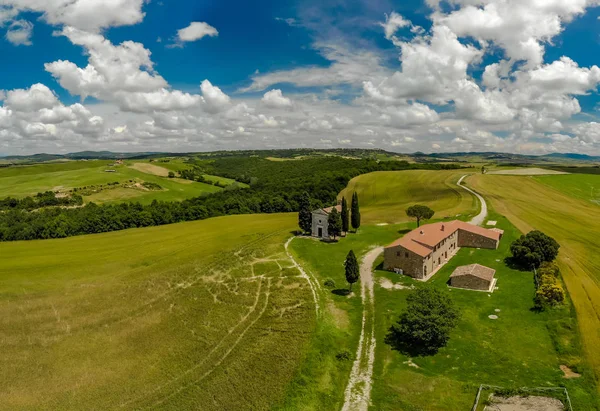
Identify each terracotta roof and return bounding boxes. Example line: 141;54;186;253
385;220;501;258
450;264;496;281
321;205;342;214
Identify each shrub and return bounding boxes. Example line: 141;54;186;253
335;350;352;361
323;279;336;288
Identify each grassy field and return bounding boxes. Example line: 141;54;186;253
0;160;221;204
0;213;315;410
137;159;247;187
370;212;597;410
338;170;479;224
468;173;600;395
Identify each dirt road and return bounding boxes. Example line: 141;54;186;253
341;246;383;411
458;175;487;226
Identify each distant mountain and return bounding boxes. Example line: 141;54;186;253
541;153;600;161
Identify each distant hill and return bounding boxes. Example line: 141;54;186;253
1;151;164;161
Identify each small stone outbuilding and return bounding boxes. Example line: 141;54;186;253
311;205;342;239
450;264;496;291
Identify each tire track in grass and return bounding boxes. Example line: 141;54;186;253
341;247;382;411
285;236;320;317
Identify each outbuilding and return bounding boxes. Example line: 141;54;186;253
449;264;496;291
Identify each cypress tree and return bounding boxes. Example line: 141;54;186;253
341;197;349;234
345;250;360;291
298;192;313;234
351;192;361;232
327;208;342;239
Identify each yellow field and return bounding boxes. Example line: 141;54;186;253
129;162;171;176
468;174;600;390
338;170;478;224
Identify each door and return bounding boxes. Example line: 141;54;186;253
318;227;323;237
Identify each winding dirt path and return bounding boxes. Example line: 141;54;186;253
341;246;383;411
458;175;488;226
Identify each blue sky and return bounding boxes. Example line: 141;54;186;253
2;0;600;155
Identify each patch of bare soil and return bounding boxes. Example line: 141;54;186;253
129;162;170;177
560;364;581;378
328;302;349;330
379;278;413;290
484;395;564;411
488;168;568;175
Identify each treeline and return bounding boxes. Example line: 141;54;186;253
0;191;83;212
0;157;465;242
178;167;232;188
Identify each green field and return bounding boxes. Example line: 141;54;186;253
469;173;600;397
371;212;596;410
338;170;478;224
0;213;315;410
535;174;600;204
0;160;222;204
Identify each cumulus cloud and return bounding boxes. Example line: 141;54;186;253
1;0;146;32
176;22;218;43
5;19;32;45
200;80;231;113
262;89;293;109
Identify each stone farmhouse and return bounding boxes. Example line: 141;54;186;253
311;205;342;239
450;264;496;291
383;220;503;280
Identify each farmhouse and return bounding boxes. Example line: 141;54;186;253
383;220;503;280
450;264;496;291
311;205;342;239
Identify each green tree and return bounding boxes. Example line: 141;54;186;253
344;250;360;291
328;208;342;239
510;230;560;269
351;192;361;232
386;288;460;356
298;192;313;234
168;171;175;178
481;165;486;174
406;205;435;227
341;197;349;234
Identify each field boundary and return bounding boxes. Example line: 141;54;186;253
471;384;573;411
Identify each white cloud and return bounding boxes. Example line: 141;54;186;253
176;21;218;43
1;0;146;32
262;89;293;109
5;18;32;45
200;80;231;113
5;83;58;111
381;12;410;40
240;42;391;92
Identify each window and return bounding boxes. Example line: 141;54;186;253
396;251;400;257
405;252;409;258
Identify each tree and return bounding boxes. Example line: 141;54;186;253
481;166;486;174
344;250;360;291
351;192;361;232
510;230;560;269
386;288;460;356
328;208;342;239
406;205;435;227
341;197;349;234
168;171;175;178
298;192;313;234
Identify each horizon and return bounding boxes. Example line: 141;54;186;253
2;1;600;155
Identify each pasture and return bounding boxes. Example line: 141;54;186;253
0;213;315;410
0;160;221;204
338;170;478;224
468;173;600;396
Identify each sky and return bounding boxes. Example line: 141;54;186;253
2;1;600;155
